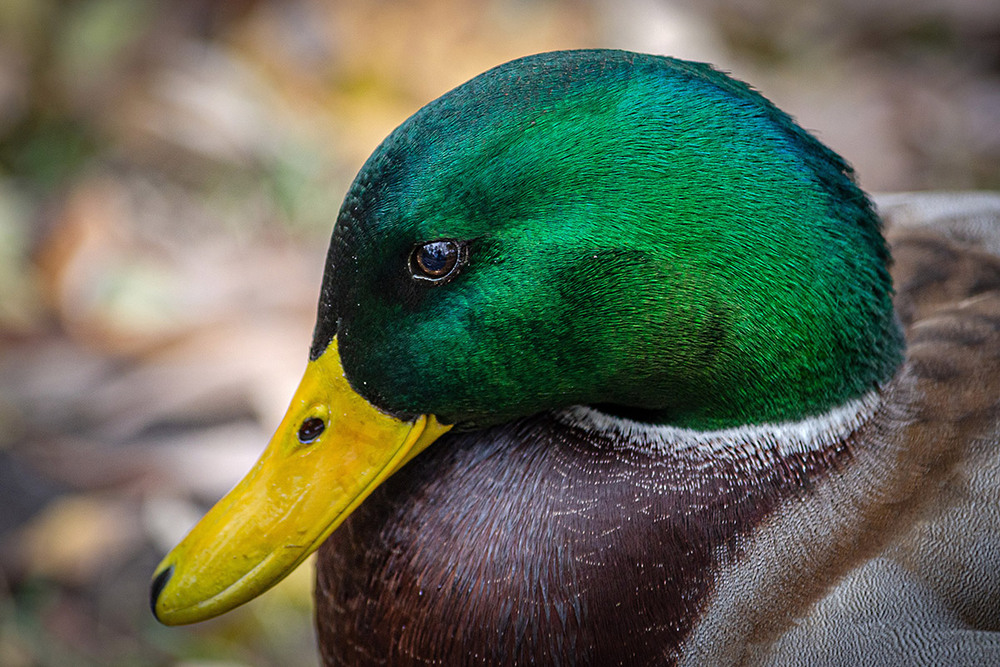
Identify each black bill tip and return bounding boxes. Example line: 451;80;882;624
150;565;173;620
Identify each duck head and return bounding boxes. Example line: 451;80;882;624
151;50;903;625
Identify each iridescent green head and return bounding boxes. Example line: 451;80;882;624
312;49;903;431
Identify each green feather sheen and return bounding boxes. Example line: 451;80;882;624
314;50;904;430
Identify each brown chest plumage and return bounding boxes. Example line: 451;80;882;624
316;411;863;665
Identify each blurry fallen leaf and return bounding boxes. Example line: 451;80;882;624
14;495;140;585
0;181;43;336
33;175;169;352
0;623;33;667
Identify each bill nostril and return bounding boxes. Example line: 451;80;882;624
150;565;174;619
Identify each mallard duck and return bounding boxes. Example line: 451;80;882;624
150;50;1000;665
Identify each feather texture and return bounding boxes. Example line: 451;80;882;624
315;194;1000;665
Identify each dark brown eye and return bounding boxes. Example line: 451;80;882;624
297;417;325;443
410;240;464;283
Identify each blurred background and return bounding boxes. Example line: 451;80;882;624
0;0;997;665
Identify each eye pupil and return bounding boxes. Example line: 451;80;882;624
412;240;461;281
297;417;325;443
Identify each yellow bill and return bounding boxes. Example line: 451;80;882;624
150;338;451;625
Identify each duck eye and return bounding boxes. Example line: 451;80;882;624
410;240;464;283
297;417;326;443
